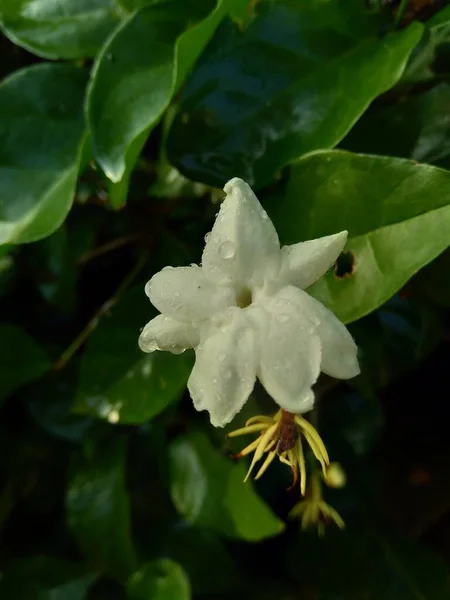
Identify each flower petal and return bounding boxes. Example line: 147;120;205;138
202;178;280;290
146;265;235;322
280;231;348;290
138;315;199;354
253;290;321;413
283;287;359;379
188;308;257;427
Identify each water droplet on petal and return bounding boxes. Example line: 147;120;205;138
219;241;235;259
212;377;218;384
277;314;290;324
204;232;211;243
310;315;320;327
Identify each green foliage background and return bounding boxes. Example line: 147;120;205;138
0;0;450;598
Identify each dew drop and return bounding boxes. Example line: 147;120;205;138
309;316;320;327
219;241;235;259
212;377;218;384
277;314;290;324
204;232;211;243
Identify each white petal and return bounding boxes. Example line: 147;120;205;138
280;231;348;290
188;309;257;427
146;265;234;322
253;290;321;413
138;315;199;354
202;178;280;290
280;287;360;379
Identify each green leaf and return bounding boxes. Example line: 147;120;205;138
402;21;450;82
169;431;284;541
0;324;51;404
350;296;442;391
88;0;226;207
126;560;190;600
270;150;450;323
27;365;93;443
163;528;240;596
413;248;450;307
0;64;88;245
26;225;78;313
166;1;423;187
0;0;123;59
343;83;450;170
75;286;192;424
0;556;96;600
67;435;136;581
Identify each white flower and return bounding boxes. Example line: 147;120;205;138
139;178;359;427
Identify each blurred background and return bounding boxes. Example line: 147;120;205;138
0;0;450;598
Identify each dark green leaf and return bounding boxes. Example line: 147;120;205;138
0;556;96;600
270;150;450;323
75;286;192;424
0;64;88;245
67;435;136;580
350;296;442;391
88;0;225;207
26;225;78;313
412;248;450;307
0;324;51;403
343;83;450;169
163;528;241;596
0;0;123;59
27;365;93;443
169;431;284;541
402;21;450;82
126;559;190;600
167;1;422;187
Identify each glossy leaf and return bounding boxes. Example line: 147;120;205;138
0;556;95;600
167;1;422;187
350;296;442;391
270;150;450;323
75;287;192;424
343;83;450;170
0;0;122;60
163;528;240;596
0;324;51;403
0;64;88;245
169;431;284;542
126;559;190;600
27;365;93;443
88;0;225;207
67;435;136;580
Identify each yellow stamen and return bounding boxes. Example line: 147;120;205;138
245;415;275;426
294;415;330;464
234;436;262;458
296;437;306;496
254;449;277;480
243;423;277;481
227;423;270;437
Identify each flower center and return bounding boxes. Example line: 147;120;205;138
236;286;252;308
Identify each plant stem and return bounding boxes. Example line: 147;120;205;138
54;252;148;371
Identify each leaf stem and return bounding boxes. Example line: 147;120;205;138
54;252;148;371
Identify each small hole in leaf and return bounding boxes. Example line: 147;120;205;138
334;251;356;279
